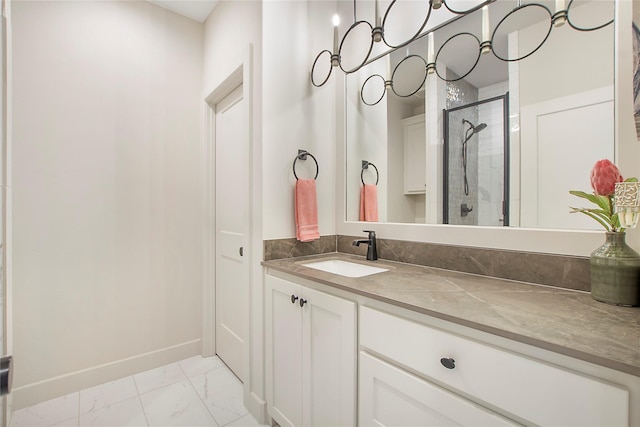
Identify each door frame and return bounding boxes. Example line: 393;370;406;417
202;44;266;422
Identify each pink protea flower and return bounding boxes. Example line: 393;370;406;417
590;159;623;196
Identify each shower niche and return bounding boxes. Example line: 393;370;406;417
443;95;509;226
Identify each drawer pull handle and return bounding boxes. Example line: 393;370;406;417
440;358;455;369
291;295;299;304
300;298;307;307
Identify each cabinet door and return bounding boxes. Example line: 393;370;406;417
403;115;426;194
265;275;303;427
302;286;356;427
359;352;517;427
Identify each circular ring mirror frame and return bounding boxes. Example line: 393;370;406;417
491;3;552;62
311;50;333;88
391;54;428;98
339;20;375;74
360;74;387;106
566;0;614;32
434;32;481;82
382;0;433;49
311;0;614;101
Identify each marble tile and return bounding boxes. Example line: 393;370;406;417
79;376;139;415
10;392;79;427
78;396;147;427
51;418;78;427
134;363;187;395
178;355;225;379
139;380;216;427
190;366;247;426
263;235;336;261
225;413;268;427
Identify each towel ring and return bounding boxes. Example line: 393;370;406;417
293;150;319;180
361;161;379;185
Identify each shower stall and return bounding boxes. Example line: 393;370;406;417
443;94;509;226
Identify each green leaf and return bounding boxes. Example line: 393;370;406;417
569;190;598;203
569;191;608;211
625;177;638;183
569;209;611;231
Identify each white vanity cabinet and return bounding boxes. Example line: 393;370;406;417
359;306;630;427
403;114;426;194
265;273;356;427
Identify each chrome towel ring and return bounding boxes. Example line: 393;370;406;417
293;149;319;180
361;160;379;185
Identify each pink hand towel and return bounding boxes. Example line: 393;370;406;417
295;179;320;242
359;184;379;222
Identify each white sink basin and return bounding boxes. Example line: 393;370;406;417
303;259;389;278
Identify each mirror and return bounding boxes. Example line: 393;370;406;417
345;0;615;231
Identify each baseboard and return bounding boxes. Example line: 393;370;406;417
12;339;201;410
249;391;268;425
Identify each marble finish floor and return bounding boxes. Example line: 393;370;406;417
10;356;267;427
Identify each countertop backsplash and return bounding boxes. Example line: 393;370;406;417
264;235;590;292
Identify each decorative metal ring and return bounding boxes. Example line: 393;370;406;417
491;3;552;62
293;151;319;180
361;74;387;106
310;50;333;87
566;0;614;32
361;161;379;185
382;0;433;49
442;0;483;15
391;54;428;98
339;20;374;74
435;32;481;82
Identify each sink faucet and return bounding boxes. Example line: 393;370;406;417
352;230;378;261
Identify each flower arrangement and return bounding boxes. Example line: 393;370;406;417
569;159;638;232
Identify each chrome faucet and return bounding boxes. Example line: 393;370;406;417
352;230;378;261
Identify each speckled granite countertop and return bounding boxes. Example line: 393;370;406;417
262;253;640;377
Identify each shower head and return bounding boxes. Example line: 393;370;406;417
474;123;487;134
463;119;487;137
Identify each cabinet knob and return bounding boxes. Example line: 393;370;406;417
291;295;299;304
440;357;455;369
299;298;307;307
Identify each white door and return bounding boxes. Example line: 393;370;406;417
215;84;248;381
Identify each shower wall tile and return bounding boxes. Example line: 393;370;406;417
263;235;336;261
337;235;590;292
446;70;479;226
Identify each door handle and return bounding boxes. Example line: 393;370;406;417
239;247;243;257
0;355;12;396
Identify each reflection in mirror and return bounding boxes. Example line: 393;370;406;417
443;95;508;226
345;0;615;231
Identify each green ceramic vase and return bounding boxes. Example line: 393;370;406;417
590;232;640;306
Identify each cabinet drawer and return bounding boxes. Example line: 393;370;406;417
360;306;629;426
359;351;516;427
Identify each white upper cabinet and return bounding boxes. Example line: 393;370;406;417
403;114;427;194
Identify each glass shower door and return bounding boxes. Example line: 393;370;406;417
443;95;509;226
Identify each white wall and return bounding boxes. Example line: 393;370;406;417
262;1;337;239
203;1;261;97
12;0;204;408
